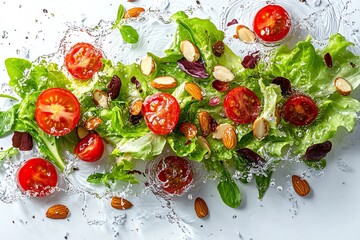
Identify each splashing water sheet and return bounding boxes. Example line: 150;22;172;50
1;0;360;239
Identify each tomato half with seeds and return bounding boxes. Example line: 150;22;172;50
17;158;58;197
224;86;261;124
142;92;180;135
65;42;103;80
253;5;291;42
156;156;193;195
282;94;318;126
74;133;104;162
35;88;80;136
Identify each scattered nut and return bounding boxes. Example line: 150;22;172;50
222;126;237;150
93;89;110;108
46;204;70;219
76;126;89;139
292;175;311;197
84;117;103;131
130;99;143;116
236;25;256;43
213;65;235;82
124;7;145;18
180;40;200;62
194;197;209;218
212;123;234;139
185;82;203;100
150;76;177;89
111;196;133;210
334;77;352;96
252;117;269;141
140;55;155;76
198;111;211;137
179;122;198;139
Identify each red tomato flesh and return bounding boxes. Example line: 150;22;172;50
156;156;193;195
253;5;291;42
224;86;261;124
282;94;318;126
35;88;80;136
142;92;180;135
17;158;58;197
65;42;103;80
74;133;104;162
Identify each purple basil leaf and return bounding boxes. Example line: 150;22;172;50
177;58;209;79
227;19;238;27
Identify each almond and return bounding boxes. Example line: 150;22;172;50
194;197;208;218
185;82;203;100
179;122;198;139
212;123;234;139
222;126;237;150
111;196;133;210
150;76;177;90
252;117;269;141
130;99;143;116
76;126;89;139
140;55;155;76
93;89;110;108
198;111;211;137
84;117;103;131
236;25;256;43
46;204;70;219
124;7;145;19
180;40;200;62
292;175;311;197
197;136;211;159
334;77;352;96
213;65;235;82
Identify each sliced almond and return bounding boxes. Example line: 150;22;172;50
198;111;211;137
252;117;269;141
236;25;256;43
84;117;103;131
334;77;352;96
179;122;198;139
140;55;155;76
213;65;235;82
194;197;209;218
150;76;177;90
93;89;110;108
124;7;145;19
111;196;133;210
197;136;211;159
180;40;200;62
185;82;203;100
130;99;143;116
212;123;234;139
46;204;70;219
292;175;311;197
222;127;237;150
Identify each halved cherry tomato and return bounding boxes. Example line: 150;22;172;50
35;88;80;136
65;42;103;80
142;92;180;135
74;133;104;162
17;158;58;197
156;156;193;195
253;5;291;42
224;86;261;124
282;94;318;126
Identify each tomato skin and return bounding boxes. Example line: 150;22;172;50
156;156;193;195
65;42;103;80
253;5;291;43
74;133;104;162
224;87;261;124
142;92;180;135
282;95;318;126
35;88;81;136
17;158;58;197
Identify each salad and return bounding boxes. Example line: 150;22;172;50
1;3;360;210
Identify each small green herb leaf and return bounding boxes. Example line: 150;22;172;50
217;167;241;208
119;25;139;44
112;4;125;30
255;171;272;200
0;147;19;161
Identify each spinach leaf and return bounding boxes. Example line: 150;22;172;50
255;171;272;200
119;25;139;44
0;105;18;137
217;165;241;208
112;4;125;29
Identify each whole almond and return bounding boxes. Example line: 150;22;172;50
46;204;70;219
185;82;203;100
84;117;103;131
111;196;133;210
252;117;269;141
194;197;208;218
213;65;235;82
140;55;155;76
292;175;311;196
150;76;177;89
222;127;237;150
236;25;256;43
130;99;143;116
212;123;234;139
334;77;352;96
124;7;145;19
93;89;110;108
198;111;211;137
180;40;200;62
179;122;198;139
